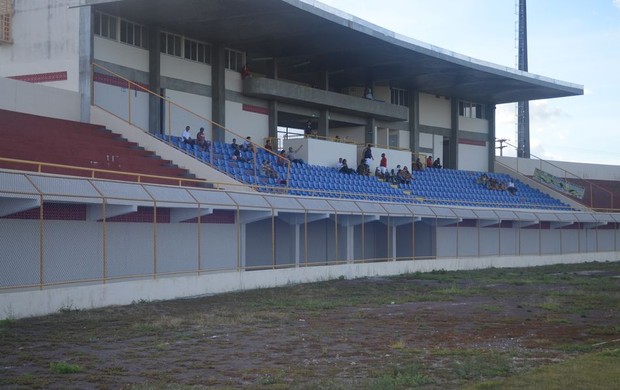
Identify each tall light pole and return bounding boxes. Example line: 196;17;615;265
517;0;530;158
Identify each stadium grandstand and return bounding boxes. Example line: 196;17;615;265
0;0;618;319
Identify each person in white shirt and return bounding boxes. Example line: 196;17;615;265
182;126;194;145
507;180;517;195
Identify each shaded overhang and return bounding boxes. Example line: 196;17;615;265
89;0;583;105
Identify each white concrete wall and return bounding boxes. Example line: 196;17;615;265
0;0;80;91
94;36;149;72
459;116;488;134
397;130;410;150
226;69;242;93
225;101;269;143
0;76;81;121
161;54;212;85
283;138;358;168
458;143;488;172
333;126;365;145
419;133;444;160
163;89;212;137
90;106;243;188
419;93;451;128
3;251;617;320
497;156;620;181
94;81;150;131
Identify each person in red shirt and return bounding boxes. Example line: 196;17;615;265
379;153;387;177
426;155;433;168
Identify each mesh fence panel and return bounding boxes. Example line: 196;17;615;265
42;201;103;285
0;219;40;288
104;201;157;280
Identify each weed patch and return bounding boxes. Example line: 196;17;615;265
49;361;83;374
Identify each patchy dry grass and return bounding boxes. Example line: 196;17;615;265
0;261;618;389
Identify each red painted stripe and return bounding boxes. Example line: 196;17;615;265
93;72;150;91
459;138;486;147
9;71;68;83
242;104;269;115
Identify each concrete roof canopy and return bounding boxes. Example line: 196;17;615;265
90;0;582;105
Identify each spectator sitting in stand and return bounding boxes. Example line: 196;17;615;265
414;158;423;171
242;136;254;152
231;138;240;152
287;145;305;164
433;158;442;169
426;155;433;168
397;166;413;185
374;167;382;179
335;157;344;170
487;177;499;190
339;159;355;174
196;127;209;151
277;150;288;166
260;160;278;179
477;173;489;185
357;159;370;176
264;139;273;151
182;126;195;146
231;147;245;162
507;180;517;195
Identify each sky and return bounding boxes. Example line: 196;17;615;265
319;0;620;166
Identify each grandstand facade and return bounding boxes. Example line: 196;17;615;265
0;0;618;319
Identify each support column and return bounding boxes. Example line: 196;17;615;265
318;109;329;138
318;70;329;90
294;224;300;267
148;25;162;135
365;117;376;145
449;99;459;169
409;89;419;155
78;6;93;124
391;225;397;261
268;100;279;139
346;225;354;263
239;223;246;269
211;45;226;142
487;105;496;172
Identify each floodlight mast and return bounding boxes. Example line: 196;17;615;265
517;0;530;158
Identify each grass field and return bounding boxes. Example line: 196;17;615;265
0;261;619;389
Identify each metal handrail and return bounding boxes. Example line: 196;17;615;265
496;140;614;210
91;62;290;185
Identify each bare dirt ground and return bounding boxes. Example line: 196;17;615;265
1;261;619;389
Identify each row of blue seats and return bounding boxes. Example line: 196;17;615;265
157;133;572;210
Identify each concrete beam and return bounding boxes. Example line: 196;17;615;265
277;212;329;225
551;221;574;229
514;220;539;228
239;210;276;224
0;198;40;217
337;214;381;227
478;219;501;228
244;77;408;121
87;204;137;221
380;216;418;227
170;207;213;223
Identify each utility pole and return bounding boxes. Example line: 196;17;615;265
496;138;509;156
